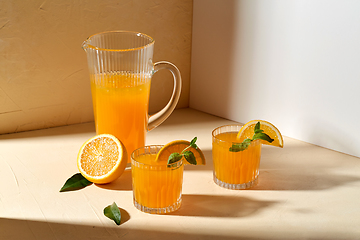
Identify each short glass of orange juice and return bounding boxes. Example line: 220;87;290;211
131;145;184;214
212;125;261;190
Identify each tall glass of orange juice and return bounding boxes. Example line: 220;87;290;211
212;125;261;189
82;31;181;164
131;145;184;214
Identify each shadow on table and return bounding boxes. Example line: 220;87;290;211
0;217;270;240
186;147;360;191
0;218;250;240
252;144;360;191
251;169;360;191
171;194;278;218
96;170;133;191
1;216;354;240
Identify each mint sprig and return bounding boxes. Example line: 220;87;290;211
229;122;274;152
168;137;198;165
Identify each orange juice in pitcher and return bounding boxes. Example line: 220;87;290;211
83;31;182;164
90;73;151;163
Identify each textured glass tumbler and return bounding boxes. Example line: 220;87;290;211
131;145;184;214
82;31;182;164
212;125;261;190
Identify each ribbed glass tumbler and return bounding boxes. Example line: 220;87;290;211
131;145;184;214
212;125;262;190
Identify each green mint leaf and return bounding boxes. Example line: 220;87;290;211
244;138;253;143
183;151;197;165
190;137;198;149
181;137;199;155
229;144;241;152
253;132;274;143
254;129;264;134
168;152;183;165
254;122;261;131
229;139;252;152
104;202;121;225
60;173;92;192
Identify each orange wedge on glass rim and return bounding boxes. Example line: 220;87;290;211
155;140;206;165
237;120;284;148
77;134;128;184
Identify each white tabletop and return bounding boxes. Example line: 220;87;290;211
1;108;359;239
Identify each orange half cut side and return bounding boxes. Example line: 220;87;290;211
77;134;128;184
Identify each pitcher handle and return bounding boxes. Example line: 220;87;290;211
148;61;182;131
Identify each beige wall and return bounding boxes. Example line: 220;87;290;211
0;0;192;134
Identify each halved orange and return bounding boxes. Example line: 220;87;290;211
155;140;206;165
77;134;128;184
237;120;283;148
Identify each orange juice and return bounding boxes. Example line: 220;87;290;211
131;146;183;214
212;130;261;189
90;73;151;163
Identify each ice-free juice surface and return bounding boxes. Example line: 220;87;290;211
212;132;261;185
91;73;151;163
131;153;183;209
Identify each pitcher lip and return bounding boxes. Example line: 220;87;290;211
83;30;155;52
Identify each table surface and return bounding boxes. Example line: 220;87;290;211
1;108;359;240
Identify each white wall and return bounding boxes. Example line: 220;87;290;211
190;0;360;157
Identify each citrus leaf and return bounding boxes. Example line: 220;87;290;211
229;139;252;152
60;173;92;192
254;122;261;131
253;132;274;143
183;151;197;165
104;202;121;225
168;152;182;164
190;137;198;149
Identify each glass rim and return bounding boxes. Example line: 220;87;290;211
212;124;262;147
84;30;155;52
212;124;243;144
131;145;183;168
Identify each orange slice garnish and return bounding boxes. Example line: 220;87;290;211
237;120;283;148
155;140;206;165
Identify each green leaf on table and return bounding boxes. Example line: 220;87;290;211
60;173;92;192
104;202;121;225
